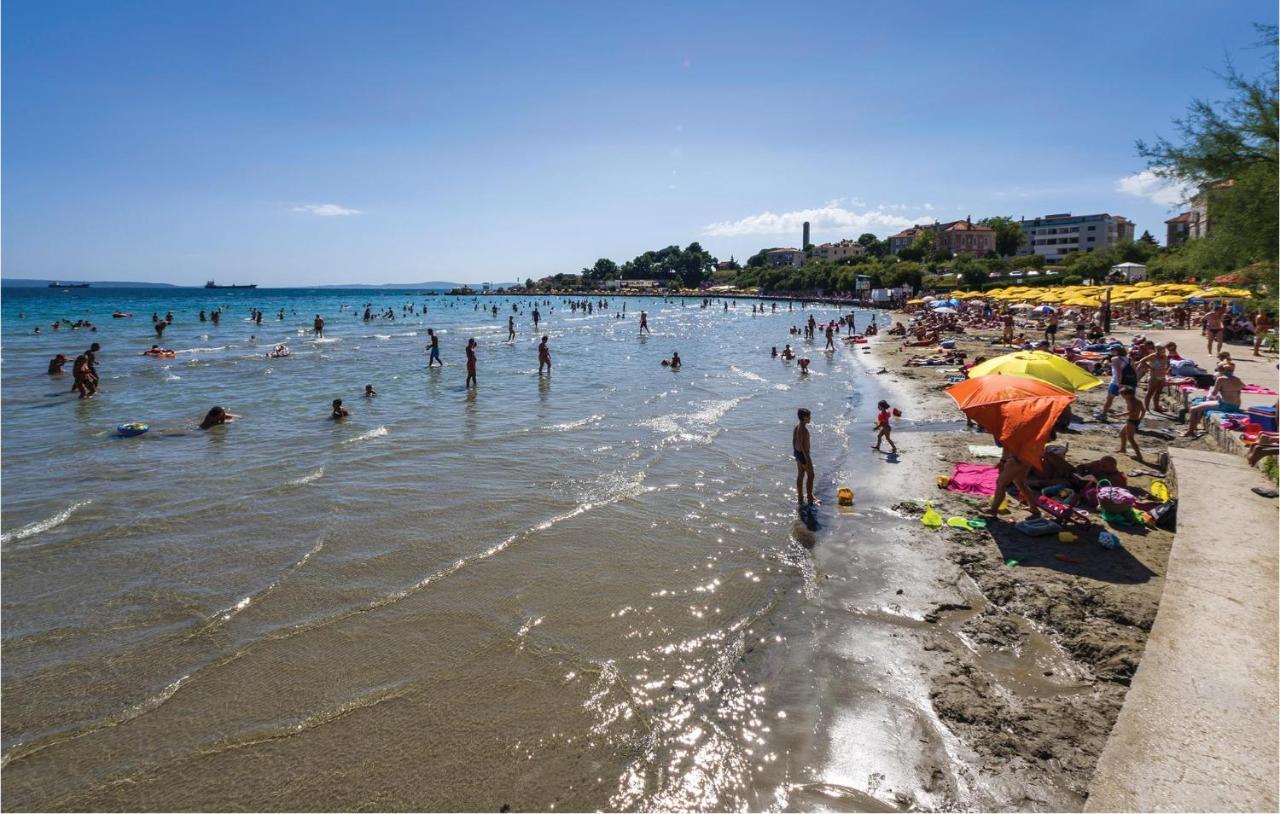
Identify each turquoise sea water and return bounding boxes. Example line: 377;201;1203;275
2;287;954;811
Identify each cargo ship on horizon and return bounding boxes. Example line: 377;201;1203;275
205;280;258;289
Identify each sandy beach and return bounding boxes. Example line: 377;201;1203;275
849;309;1277;809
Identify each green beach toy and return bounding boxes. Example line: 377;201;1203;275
921;502;943;528
966;517;987;529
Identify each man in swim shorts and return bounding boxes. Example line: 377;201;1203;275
538;335;551;374
1203;304;1225;355
427;329;441;366
793;408;815;506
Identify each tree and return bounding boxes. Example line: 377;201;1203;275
857;233;887;257
1137;23;1278;267
1138;229;1158;245
746;248;771;268
910;229;935;254
584;258;619;281
980;216;1027;257
524;277;534;290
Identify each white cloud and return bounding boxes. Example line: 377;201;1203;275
293;203;362;217
1115;170;1194;207
703;205;926;238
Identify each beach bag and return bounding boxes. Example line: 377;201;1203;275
1097;486;1136;514
1150;499;1177;531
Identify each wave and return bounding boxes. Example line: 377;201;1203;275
729;365;767;384
0;672;189;769
547;414;603;432
174;346;226;354
164;374;182;382
341;426;388;445
286;467;325;486
195;538;326;632
1;501;91;546
313;337;341;344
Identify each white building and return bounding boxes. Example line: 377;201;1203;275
1017;212;1135;265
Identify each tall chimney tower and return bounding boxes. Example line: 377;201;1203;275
802;221;810;249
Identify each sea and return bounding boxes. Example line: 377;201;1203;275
1;287;963;811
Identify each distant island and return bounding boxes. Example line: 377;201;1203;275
2;278;181;288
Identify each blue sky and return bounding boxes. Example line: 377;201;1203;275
3;0;1276;285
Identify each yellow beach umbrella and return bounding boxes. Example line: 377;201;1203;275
1064;297;1102;307
1152;295;1187;305
970;351;1102;392
906;299;926;305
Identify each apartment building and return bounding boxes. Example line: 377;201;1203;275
765;248;804;268
812;239;866;261
887;226;928;256
1016;212;1135;264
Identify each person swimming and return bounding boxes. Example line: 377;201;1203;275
48;354;67;374
331;398;349;419
199;406;239;430
364;384;377;397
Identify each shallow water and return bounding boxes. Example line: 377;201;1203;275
2;288;960;811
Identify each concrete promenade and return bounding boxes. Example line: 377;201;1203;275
1085;447;1278;812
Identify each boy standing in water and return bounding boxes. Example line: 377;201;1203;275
538;335;551;374
465;338;478;388
639;310;650;334
427;329;441;366
792;408;815;506
313;314;324;336
508;316;516;341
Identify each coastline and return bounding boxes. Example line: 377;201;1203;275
852;312;1177;810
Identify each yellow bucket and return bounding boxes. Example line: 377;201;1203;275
837;487;854;506
936;475;950;489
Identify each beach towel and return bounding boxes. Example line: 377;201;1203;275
1242;384;1279;395
946;462;1000;496
966;444;1004;458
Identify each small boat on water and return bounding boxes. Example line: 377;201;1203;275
49;282;90;288
205;280;258;289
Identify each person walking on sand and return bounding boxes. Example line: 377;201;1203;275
1044;311;1059;347
465;338;478;388
1203;304;1225;355
508;315;516;342
1099;346;1135;421
314;314;325;337
1136;344;1170;413
793;408;815;506
639;310;650;334
426;328;441;367
1118;386;1146;462
538;335;551;374
1254;311;1272;356
873;400;898;454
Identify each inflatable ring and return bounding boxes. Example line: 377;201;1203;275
117;422;149;437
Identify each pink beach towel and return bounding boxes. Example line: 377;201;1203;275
946;462;1000;496
1242;384;1279;395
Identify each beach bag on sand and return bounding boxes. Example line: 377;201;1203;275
1097;486;1136;514
1150;499;1177;531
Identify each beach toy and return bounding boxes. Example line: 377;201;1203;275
1149;480;1170;503
1015;517;1062;536
1055;553;1086;565
1098;531;1120;550
1005;558;1019;567
117;422;149;437
1057;531;1077;543
966;517;987;529
935;475;950;489
946;516;971;530
837;487;854;506
921;503;943;528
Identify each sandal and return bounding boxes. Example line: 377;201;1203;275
1251;486;1279;499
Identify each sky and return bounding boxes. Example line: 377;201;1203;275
3;0;1276;286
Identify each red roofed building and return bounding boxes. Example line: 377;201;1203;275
935;218;996;256
1165;211;1192;248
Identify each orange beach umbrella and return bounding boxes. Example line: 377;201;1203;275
945;374;1076;468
